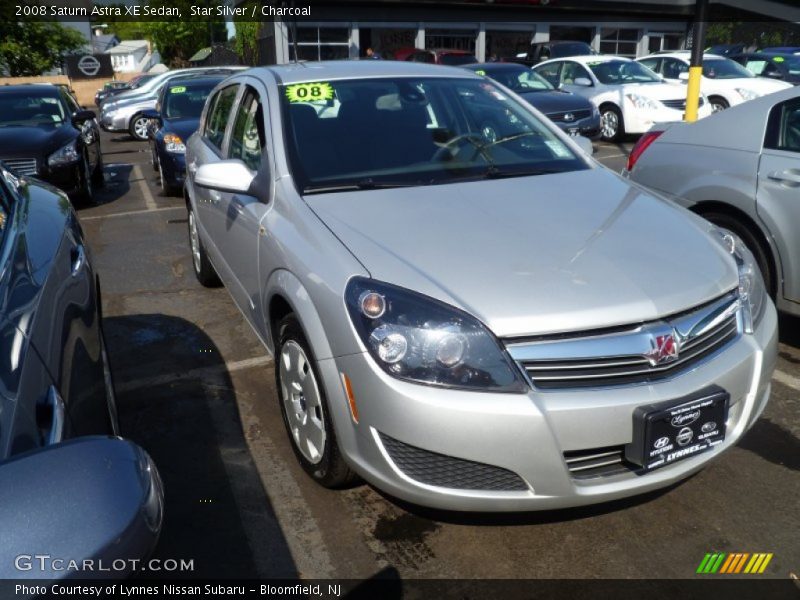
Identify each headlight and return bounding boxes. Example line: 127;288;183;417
735;87;760;101
710;227;766;333
163;133;185;154
47;141;80;167
345;278;528;392
625;93;660;111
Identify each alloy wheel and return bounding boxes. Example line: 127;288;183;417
188;210;202;275
133;117;149;140
279;340;326;465
601;110;619;139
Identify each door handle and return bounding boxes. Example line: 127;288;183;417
71;244;85;277
767;170;800;185
188;161;198;175
209;190;222;204
45;386;65;445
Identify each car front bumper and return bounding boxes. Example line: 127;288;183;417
622;102;713;135
323;301;777;511
100;110;132;132
158;149;186;188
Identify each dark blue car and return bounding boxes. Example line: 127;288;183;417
146;76;229;195
463;62;601;140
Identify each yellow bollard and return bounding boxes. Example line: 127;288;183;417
684;66;703;122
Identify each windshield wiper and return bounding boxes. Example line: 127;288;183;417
302;179;425;195
483;166;561;179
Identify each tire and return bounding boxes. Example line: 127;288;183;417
187;205;221;287
129;113;150;141
709;96;729;113
701;211;776;298
91;151;104;185
77;153;94;204
600;105;624;142
99;324;120;436
151;143;159;172
275;314;356;488
158;154;178;196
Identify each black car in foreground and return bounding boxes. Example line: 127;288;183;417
0;164;163;578
463;63;601;139
0;85;102;202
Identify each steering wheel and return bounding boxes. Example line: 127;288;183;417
431;133;487;162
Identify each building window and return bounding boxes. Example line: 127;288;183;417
486;30;535;61
425;29;477;53
599;28;640;58
647;32;683;53
358;28;416;60
288;26;350;61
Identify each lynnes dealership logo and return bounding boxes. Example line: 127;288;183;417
697;552;773;574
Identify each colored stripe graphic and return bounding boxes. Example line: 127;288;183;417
699;553;774;574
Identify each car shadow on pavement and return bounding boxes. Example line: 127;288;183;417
103;313;298;579
72;163;133;211
778;312;800;349
737;418;799;473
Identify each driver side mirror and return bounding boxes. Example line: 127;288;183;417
71;109;95;126
573;77;593;87
195;160;256;194
573;135;595;155
678;72;690;82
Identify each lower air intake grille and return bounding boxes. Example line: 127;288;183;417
661;97;706;110
563;446;637;479
379;432;528;491
3;158;37;176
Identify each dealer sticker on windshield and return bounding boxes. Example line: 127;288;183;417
285;82;335;103
170;86;186;94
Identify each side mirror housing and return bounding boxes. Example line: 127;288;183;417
71;109;96;126
195;160;256;194
0;437;163;578
678;72;690;82
573;77;592;87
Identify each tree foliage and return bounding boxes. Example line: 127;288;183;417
706;22;800;49
233;20;260;66
0;21;87;76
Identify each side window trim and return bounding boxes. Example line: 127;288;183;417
764;97;800;153
202;83;241;156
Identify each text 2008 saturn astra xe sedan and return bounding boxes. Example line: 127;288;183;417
184;61;777;511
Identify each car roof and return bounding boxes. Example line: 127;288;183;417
638;52;726;60
463;62;527;70
537;54;631;66
0;84;60;96
734;51;796;58
163;75;232;87
245;60;483;85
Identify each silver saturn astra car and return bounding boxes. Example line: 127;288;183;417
184;61;777;511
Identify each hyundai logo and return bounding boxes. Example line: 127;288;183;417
654;436;670;449
671;410;701;428
676;427;694;446
563;113;575;122
701;421;717;433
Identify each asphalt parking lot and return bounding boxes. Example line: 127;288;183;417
77;131;800;581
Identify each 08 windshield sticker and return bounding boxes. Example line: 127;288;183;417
773;56;785;62
285;82;335;103
170;86;186;93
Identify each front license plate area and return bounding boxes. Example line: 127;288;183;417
625;386;729;472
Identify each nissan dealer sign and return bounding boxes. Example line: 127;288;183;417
64;54;114;79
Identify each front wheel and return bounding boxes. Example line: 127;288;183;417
709;96;729;113
129;114;150;141
187;206;221;287
275;314;356;488
600;105;624;142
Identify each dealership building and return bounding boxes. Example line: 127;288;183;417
249;0;800;64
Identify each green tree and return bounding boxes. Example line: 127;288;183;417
232;20;260;66
0;21;87;76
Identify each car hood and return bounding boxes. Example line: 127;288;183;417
162;117;201;141
614;81;689;100
306;169;739;337
0;124;76;159
736;76;794;93
517;90;594;114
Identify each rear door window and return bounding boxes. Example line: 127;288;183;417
203;84;239;152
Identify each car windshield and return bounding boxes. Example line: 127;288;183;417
587;60;662;84
163;83;216;119
702;58;754;79
281;77;587;193
480;67;555;92
0;92;66;127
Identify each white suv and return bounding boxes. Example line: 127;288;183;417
637;51;793;113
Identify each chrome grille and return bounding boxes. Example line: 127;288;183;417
546;109;592;123
3;158;37;176
563;446;635;479
661;97;706;110
505;291;740;390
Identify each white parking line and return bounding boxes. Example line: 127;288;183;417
132;163;157;211
773;369;800;392
81;206;184;221
116;355;272;394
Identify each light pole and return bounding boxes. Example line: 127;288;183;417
685;0;708;122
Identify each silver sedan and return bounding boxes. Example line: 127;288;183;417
184;61;776;511
625;85;800;319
